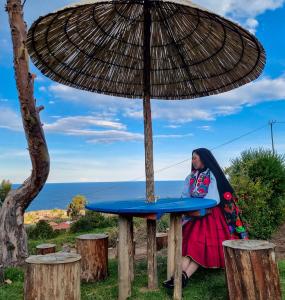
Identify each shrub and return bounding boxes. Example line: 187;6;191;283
70;211;117;233
157;214;169;232
107;227;119;248
226;148;285;239
0;180;11;206
27;220;58;239
67;194;87;220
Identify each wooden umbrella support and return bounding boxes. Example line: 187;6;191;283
143;0;158;291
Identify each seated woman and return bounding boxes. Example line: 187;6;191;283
163;148;248;289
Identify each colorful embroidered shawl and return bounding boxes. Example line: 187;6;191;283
188;169;249;240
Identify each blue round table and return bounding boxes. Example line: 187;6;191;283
85;197;217;300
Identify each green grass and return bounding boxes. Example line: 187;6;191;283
27;226;114;254
1;256;285;300
1;223;284;299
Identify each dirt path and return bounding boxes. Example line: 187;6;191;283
269;222;285;261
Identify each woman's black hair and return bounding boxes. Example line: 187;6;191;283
192;148;234;200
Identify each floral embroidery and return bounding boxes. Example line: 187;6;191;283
189;169;211;198
187;169;249;240
220;192;249;239
223;192;232;200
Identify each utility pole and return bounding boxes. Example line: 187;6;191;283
269;120;276;154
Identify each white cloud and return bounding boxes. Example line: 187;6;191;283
199;0;284;33
34;75;46;82
198;125;212;131
48;84;141;114
164;124;182;129
43;115;193;143
123;76;285;123
39;86;46;92
154;133;193;138
44;115;126;132
0;149;28;159
85;130;144;144
0;106;22;131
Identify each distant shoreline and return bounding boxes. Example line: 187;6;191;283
24;209;69;225
13;179;183;185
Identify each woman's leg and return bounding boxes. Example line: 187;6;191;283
182;256;191;271
184;260;199;277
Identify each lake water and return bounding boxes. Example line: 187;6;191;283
13;181;184;212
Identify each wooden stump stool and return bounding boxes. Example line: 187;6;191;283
156;232;168;251
36;243;56;255
24;252;81;300
76;233;108;282
223;240;282;300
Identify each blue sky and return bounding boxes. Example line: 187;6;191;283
0;0;285;183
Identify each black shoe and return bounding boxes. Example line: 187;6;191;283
163;271;189;289
163;276;174;289
182;271;189;288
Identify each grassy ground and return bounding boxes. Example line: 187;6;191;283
1;256;285;299
27;226;115;254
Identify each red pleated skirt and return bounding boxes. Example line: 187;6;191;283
182;205;240;268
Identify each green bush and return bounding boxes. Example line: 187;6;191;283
67;194;87;220
27;220;58;239
70;211;117;233
0;180;11;206
157;214;169;232
107;227;119;248
226;148;285;239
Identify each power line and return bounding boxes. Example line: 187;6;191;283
90;123;269;195
210;124;268;151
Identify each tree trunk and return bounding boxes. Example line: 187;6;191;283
0;0;50;268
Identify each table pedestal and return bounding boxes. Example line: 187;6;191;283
118;215;134;300
117;213;183;300
168;213;183;300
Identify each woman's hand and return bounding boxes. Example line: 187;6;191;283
184;208;212;217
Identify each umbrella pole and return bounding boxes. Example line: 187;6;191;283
143;0;158;290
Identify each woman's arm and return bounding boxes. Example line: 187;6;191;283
206;171;220;205
181;174;191;198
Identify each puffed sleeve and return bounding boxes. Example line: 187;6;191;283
181;174;191;198
206;171;220;205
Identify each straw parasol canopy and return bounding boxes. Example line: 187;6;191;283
26;0;266;100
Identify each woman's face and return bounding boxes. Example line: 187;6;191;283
192;152;205;170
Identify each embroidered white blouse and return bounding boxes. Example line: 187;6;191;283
181;168;220;205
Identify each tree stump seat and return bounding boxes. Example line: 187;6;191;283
76;233;108;282
156;232;168;251
24;252;81;300
223;239;282;300
36;243;56;255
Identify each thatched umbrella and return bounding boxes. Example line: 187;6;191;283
26;0;265;291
